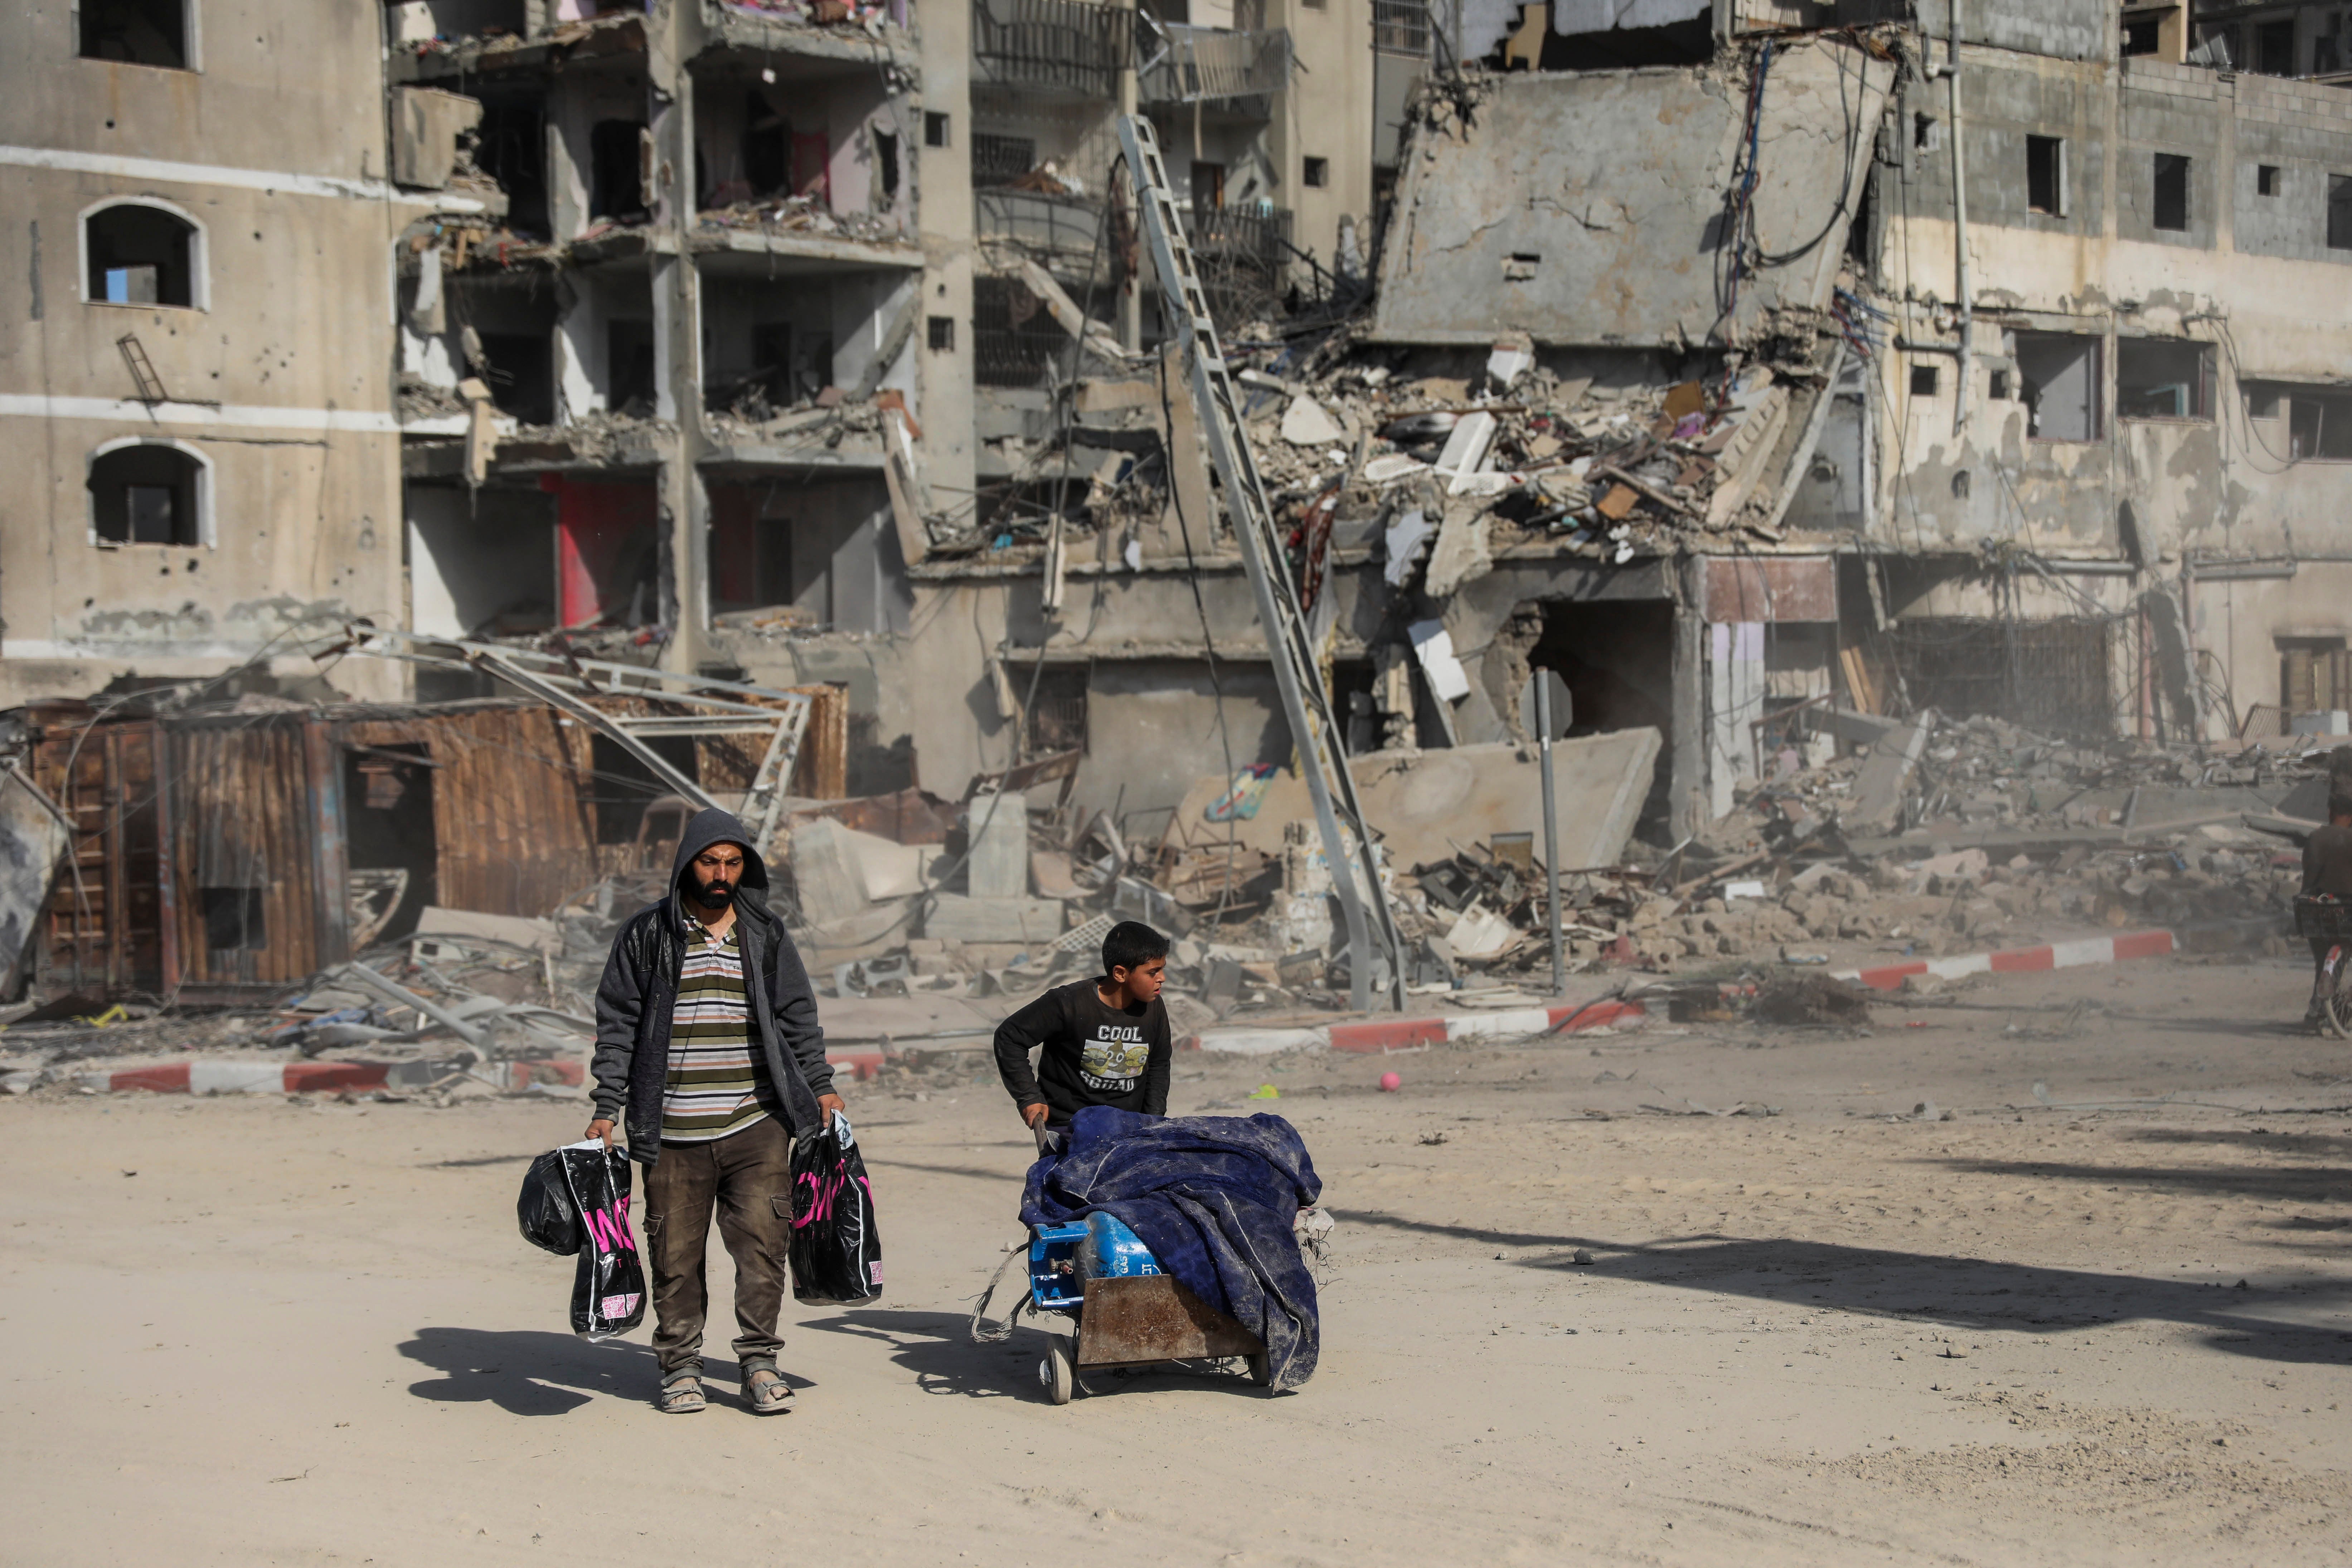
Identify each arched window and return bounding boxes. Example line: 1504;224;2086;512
88;441;208;547
79;0;190;68
83;200;202;309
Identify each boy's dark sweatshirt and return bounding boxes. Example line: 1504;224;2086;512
994;977;1172;1129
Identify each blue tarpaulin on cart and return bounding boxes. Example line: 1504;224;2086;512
1020;1107;1323;1389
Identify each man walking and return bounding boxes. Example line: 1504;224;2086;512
587;806;844;1415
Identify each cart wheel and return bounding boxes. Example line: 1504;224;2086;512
1039;1339;1075;1405
1246;1350;1273;1389
2328;953;2352;1041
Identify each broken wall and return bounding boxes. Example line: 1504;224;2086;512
1371;38;1896;347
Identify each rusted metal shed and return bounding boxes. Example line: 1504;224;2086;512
25;688;847;1005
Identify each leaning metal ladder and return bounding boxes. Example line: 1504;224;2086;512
1114;114;1406;1010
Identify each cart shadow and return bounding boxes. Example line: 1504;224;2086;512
397;1326;795;1416
796;1307;1269;1403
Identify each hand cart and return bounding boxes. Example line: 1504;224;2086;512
1015;1212;1272;1405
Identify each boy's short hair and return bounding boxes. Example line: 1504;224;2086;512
1102;919;1168;975
2331;789;2352;821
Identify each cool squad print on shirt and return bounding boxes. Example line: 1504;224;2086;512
1080;1023;1152;1093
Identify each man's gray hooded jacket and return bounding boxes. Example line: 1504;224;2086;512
591;807;834;1161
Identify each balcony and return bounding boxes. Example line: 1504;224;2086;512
972;0;1134;100
976;188;1106;260
1138;21;1291;105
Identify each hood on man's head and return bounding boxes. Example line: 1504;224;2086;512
670;806;771;897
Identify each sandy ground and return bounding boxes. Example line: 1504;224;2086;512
3;947;2349;1567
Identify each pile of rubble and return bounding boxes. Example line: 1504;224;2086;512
695;196;906;248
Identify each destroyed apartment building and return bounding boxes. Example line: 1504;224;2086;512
9;0;2352;1025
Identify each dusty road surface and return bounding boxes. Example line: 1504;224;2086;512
4;948;2349;1567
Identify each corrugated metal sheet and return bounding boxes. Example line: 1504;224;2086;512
337;705;605;918
23;685;854;1001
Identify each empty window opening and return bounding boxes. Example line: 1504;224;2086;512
874;129;900;203
84;203;197;308
1990;369;2013;401
2331;173;2352;250
924;111;950;149
1913;112;1939;152
590;119;650;223
200;887;265;952
2026;135;2066;216
970;133;1037;188
341;744;438;946
80;0;187;68
2153;152;2191;231
2016;332;2101;441
2280;638;2352;713
2116;338;2213;420
2123;18;2161;56
607;319;656;415
1024;668;1090;757
2244;380;2352;460
2257;18;2297;76
927;315;955;351
474;332;555;425
1303;156;1329;189
1909;363;1940;398
753;321;793;408
475;96;549;237
742;92;792;197
89;443;203;546
2258;164;2283;197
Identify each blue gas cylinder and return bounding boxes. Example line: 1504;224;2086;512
1077;1212;1161;1282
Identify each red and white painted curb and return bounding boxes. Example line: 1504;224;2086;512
1834;929;2176;992
68;1058;588;1095
1186;997;1650;1057
62;1047;895;1095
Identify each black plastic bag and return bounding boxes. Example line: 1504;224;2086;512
517;1149;585;1256
557;1141;647;1340
789;1113;883;1305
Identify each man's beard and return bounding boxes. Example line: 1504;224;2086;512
695;880;737;908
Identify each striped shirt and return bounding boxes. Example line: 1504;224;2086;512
660;921;777;1143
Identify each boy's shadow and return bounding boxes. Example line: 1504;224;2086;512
398;1326;789;1416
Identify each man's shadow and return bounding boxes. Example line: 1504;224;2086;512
397;1326;792;1416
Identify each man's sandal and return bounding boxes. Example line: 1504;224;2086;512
745;1367;794;1415
657;1374;705;1414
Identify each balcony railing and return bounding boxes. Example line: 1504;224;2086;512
975;188;1107;257
1138;21;1291;105
1188;203;1291;272
973;0;1134;99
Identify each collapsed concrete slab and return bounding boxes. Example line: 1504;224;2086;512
1371;37;1896;348
1168;731;1663;875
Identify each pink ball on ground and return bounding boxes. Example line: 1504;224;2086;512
1379;1072;1402;1092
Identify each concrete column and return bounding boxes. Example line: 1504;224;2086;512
917;0;976;530
650;0;711;675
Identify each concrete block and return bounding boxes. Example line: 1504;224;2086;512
790;817;872;926
966;790;1030;899
921;894;1067;945
1848;717;1936;835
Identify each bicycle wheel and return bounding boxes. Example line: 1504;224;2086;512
2328;947;2352;1042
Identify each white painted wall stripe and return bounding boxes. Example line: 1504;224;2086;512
0;145;490;212
0;394;399;433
